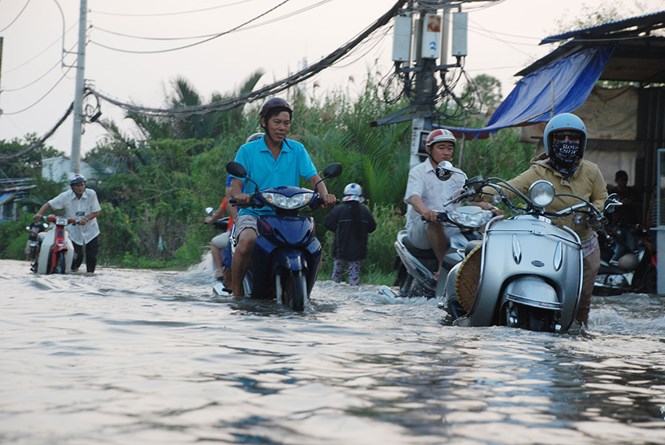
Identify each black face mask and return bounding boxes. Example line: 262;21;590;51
549;136;582;177
551;139;581;163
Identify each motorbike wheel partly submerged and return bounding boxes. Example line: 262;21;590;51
56;252;66;274
47;250;66;274
504;301;555;332
276;270;307;311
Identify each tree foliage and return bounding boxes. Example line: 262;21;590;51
0;136;60;178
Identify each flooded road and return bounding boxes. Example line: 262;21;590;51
1;258;665;444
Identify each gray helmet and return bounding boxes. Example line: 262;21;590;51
245;132;264;143
69;174;86;186
259;97;293;121
342;183;364;202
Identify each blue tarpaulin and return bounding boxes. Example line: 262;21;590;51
444;46;614;139
0;192;15;206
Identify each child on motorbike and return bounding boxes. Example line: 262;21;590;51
205;176;236;285
324;183;376;285
205;133;265;288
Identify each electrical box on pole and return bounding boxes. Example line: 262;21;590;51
452;12;468;58
392;13;412;63
421;13;442;59
410;118;429;167
439;9;450;67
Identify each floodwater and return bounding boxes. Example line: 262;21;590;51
1;258;665;445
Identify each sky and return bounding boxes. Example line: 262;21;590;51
0;0;662;157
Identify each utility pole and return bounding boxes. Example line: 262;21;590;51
70;0;88;174
372;1;476;166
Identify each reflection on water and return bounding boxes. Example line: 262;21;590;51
1;259;665;444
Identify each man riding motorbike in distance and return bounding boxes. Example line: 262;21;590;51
404;128;497;280
227;97;336;298
481;112;607;331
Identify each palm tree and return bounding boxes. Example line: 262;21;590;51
126;70;264;140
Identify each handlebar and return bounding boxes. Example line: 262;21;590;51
454;177;606;229
38;214;84;225
228;191;332;212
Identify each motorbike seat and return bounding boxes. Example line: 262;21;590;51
403;237;437;260
599;262;632;275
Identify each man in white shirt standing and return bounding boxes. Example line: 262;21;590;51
34;174;102;273
403;129;467;278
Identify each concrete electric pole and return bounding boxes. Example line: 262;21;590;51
70;0;88;174
372;1;476;166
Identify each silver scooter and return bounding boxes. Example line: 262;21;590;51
440;174;611;333
393;162;493;298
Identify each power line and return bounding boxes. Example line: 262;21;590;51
0;103;73;163
0;0;32;32
331;26;392;70
1;42;78;93
89;0;408;117
1;59;63;93
2;66;73;115
92;0;334;42
91;0;259;17
3;22;77;74
89;0;293;54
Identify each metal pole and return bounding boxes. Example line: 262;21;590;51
70;0;88;174
409;6;438;167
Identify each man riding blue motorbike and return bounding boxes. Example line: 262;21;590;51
227;97;337;299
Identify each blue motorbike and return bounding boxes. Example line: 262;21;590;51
226;161;342;311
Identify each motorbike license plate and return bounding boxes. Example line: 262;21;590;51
55;216;68;225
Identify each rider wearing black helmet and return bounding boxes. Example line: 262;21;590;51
228;97;336;297
34;173;102;273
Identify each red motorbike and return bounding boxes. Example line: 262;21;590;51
30;215;76;274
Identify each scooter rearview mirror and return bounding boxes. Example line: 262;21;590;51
321;163;342;179
226;161;247;178
604;193;622;214
435;160;454;181
465;176;485;192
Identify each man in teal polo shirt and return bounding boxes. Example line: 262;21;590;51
228;97;336;297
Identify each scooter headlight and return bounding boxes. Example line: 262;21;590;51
448;206;493;228
528;180;555;208
261;191;314;210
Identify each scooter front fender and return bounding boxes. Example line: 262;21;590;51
35;229;74;274
503;276;560;310
467;217;582;329
273;249;305;273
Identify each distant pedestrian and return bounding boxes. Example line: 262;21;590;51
324;183;376;285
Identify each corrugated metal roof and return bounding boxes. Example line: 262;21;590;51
541;10;665;44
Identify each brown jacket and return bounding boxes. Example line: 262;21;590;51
495;155;608;241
